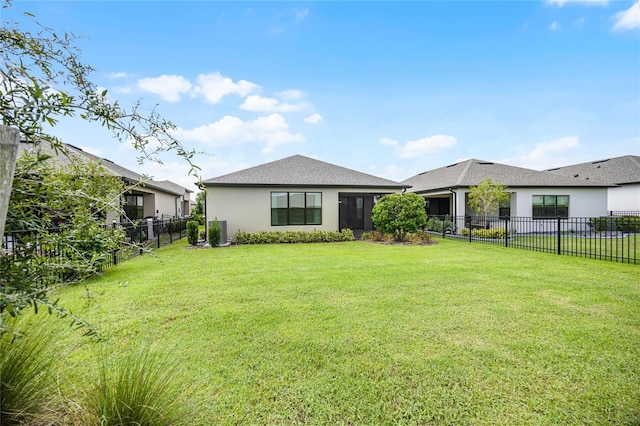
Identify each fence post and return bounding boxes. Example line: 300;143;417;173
157;219;161;249
504;216;509;247
557;216;562;255
441;216;446;239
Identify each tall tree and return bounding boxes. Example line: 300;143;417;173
467;178;510;217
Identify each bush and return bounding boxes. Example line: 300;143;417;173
407;231;434;245
234;229;354;244
615;216;640;233
425;216;443;233
186;221;199;246
208;220;222;247
1;317;57;425
371;193;427;241
83;347;185;426
461;227;507;239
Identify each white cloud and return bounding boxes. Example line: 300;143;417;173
304;113;323;124
550;21;560;30
508;136;580;169
192;72;260;104
547;0;608;5
277;89;305;101
380;137;398;146
612;1;640;31
137;75;192;102
107;72;131;79
396;135;457;159
239;95;309;112
173;113;304;153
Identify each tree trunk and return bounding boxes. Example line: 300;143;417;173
0;126;20;237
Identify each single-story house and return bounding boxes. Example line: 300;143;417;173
402;158;613;233
203;155;408;241
17;140;193;223
545;155;640;214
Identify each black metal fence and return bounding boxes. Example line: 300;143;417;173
2;217;193;272
426;215;639;265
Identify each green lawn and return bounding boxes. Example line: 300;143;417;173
48;239;639;425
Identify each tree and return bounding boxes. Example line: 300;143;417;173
192;191;205;225
0;1;201;334
467;178;510;217
371;193;427;241
1;149;127;334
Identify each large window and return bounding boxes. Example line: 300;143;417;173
124;194;144;220
532;195;568;218
271;192;322;226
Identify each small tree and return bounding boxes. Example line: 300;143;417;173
467;178;510;218
186;221;199;246
192;191;205;225
371;193;427;241
208;217;221;247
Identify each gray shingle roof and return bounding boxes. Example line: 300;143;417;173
403;159;613;193
203;155;408;189
545;155;640;185
17;141;191;196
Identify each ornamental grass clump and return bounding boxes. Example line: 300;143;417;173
0;316;58;425
83;347;185;426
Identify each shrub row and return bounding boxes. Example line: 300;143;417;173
361;230;434;245
460;227;508;239
587;216;640;233
235;228;355;244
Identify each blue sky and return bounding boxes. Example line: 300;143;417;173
4;1;639;192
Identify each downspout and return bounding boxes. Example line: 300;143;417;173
175;194;182;218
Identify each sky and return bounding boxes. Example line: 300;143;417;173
3;0;639;193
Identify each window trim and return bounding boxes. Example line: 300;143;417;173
271;191;322;226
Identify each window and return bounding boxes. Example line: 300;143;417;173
499;199;510;218
124;194;144;220
532;195;568;218
271;192;322;226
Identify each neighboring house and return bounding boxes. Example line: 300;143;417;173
545;155;640;213
402;159;613;231
17;140;193;223
203;155;408;241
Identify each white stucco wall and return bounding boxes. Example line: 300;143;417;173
205;186;402;241
608;184;640;212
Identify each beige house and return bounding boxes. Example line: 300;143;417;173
17;140;193;222
203;155;408;241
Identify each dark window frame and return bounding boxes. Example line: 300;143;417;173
532;195;569;219
271;191;322;226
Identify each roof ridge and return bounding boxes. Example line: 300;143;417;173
455;159;475;186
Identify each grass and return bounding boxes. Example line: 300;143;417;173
42;238;640;425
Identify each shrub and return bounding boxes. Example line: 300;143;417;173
371;193;427;241
360;232;371;240
1;317;57;425
461;227;507;239
186;221;199;246
208;219;221;247
615;216;640;233
587;217;610;232
234;229;354;244
369;230;384;241
425;216;443;233
83;347;185;426
199;229;206;240
407;231;434;245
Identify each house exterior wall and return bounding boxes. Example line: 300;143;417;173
608;184;640;212
205;186;402;241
